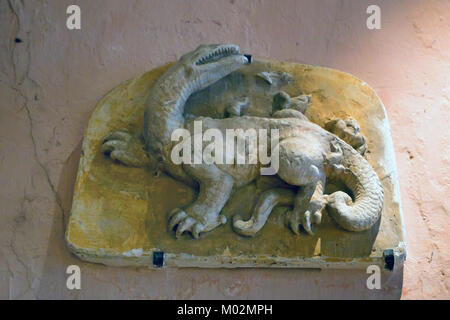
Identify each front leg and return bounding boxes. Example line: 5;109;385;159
102;130;151;167
169;163;233;239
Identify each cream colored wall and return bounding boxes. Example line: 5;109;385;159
0;0;448;299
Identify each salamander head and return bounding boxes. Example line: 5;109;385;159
179;44;251;92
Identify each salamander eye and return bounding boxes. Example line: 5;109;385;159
185;65;194;77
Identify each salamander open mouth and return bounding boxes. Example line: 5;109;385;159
195;45;241;65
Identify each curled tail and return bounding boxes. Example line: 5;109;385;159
326;141;384;232
233;188;295;237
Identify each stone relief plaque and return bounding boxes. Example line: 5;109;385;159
66;44;406;269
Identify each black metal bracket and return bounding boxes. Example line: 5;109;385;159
383;249;395;271
153;251;164;268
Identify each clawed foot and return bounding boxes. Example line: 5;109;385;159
286;201;324;235
168;208;227;239
102;130;150;167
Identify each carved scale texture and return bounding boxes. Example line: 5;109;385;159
327;140;384;231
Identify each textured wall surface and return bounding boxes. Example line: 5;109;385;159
0;0;448;299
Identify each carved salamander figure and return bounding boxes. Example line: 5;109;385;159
101;44;383;239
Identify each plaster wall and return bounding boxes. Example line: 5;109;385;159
0;0;448;299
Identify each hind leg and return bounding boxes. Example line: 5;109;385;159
286;173;326;235
277;137;327;235
233;188;296;237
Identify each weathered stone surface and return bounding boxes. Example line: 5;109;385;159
66;58;405;269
